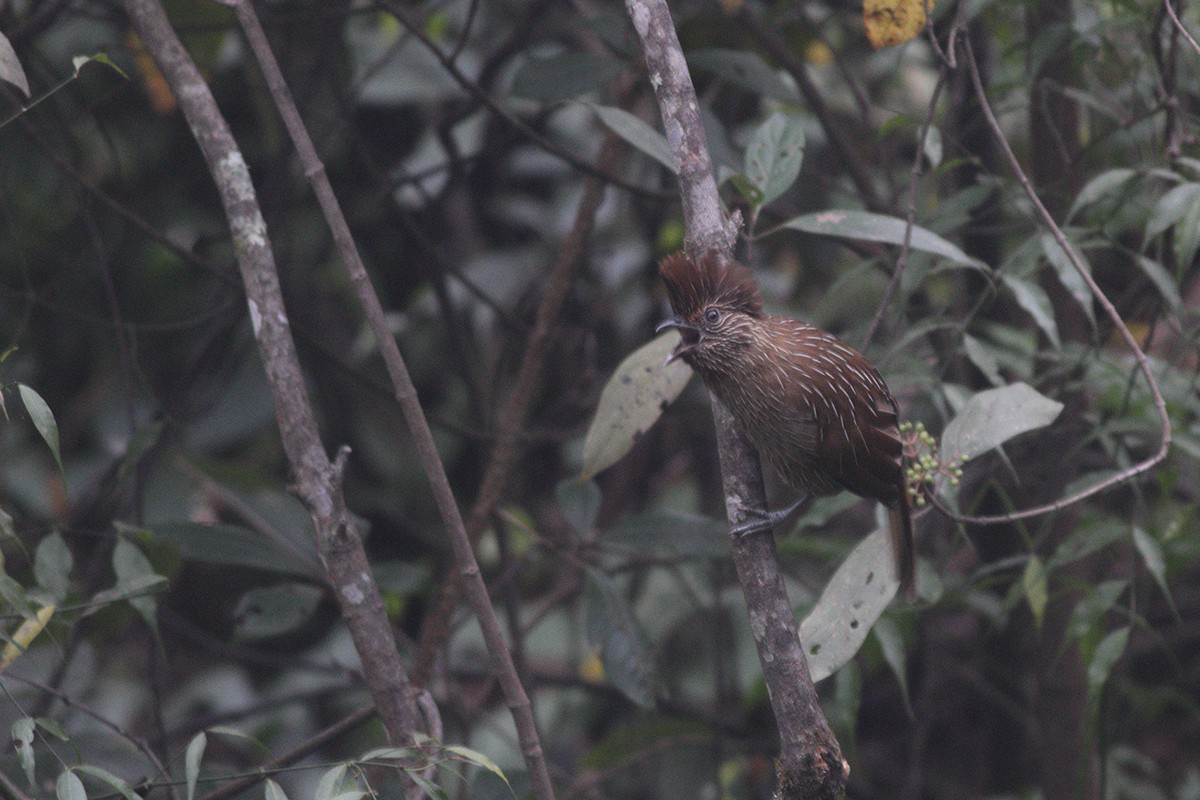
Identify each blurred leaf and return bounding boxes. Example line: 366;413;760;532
801;526;899;683
581;332;694;480
148;521;317;577
0;31;29;96
779;210;986;268
12;717;34;788
1145;182;1200;240
602;512;727;558
1039;232;1095;327
1133;255;1182;310
185;734;205;800
1023;555;1048;631
409;773;448;800
1001;275;1061;348
556;479;602;535
233;583;323;640
73;765;139;800
0;573;33;618
864;0;932;48
18;384;63;474
34;532;72;604
742;112;805;209
512;52;624;102
1068;168;1136;220
444;745;510;786
581;717;708;769
1131;526;1175;615
113;537;161;637
1066;580;1127;642
0;604;55;672
88;574;167;613
1175;190;1200;269
587;104;676;173
72;52;128;80
55;770;85;800
371;561;429;595
0;507;12;539
872;617;911;714
1086;626;1130;709
687;48;799;103
584;569;656;707
920;125;942;168
962;334;1004;386
940;382;1064;462
265;778;290;800
315;764;349;800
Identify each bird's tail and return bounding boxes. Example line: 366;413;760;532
888;489;916;599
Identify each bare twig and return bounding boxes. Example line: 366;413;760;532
1164;0;1200;58
625;1;847;797
120;0;424;750
220;2;556;797
946;36;1172;525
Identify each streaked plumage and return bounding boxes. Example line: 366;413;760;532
657;251;914;595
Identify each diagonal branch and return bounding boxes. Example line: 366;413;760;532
624;1;847;798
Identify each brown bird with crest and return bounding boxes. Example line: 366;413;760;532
656;251;915;596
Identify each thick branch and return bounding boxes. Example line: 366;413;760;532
624;1;847;797
120;0;423;748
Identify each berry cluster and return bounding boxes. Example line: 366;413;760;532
900;421;967;508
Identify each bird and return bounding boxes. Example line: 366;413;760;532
655;250;915;596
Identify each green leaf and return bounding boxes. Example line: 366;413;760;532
1039;233;1095;327
1131;526;1175;614
264;778;290;800
72;766;139;800
556;479;602;535
601;512;727;558
584;569;656;707
580;332;694;480
148;521;316;577
87;574;168;614
1145;182;1200;241
186;732;206;800
778;210;986;268
233;583;323;640
1022;555;1048;631
71;52;129;80
0;506;14;538
1068;168;1136;220
1176;189;1200;269
511;52;624;103
1086;626;1130;710
113;538;161;636
34;532;73;603
920;125;943;169
1133;255;1182;310
444;745;510;786
1001;275;1060;349
314;764;348;800
581;717;708;770
801;526;899;683
962;334;1004;387
18;384;63;474
872;617;911;714
1066;580;1127;642
13;717;35;788
0;31;29;97
586;104;676;173
55;770;86;800
742;112;805;209
687;48;799;103
940;382;1064;463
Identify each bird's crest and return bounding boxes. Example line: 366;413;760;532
658;251;763;319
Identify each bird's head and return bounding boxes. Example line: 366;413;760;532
655;251;764;369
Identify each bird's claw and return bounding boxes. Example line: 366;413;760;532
729;496;812;540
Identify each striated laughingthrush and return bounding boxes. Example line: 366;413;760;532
656;251;915;596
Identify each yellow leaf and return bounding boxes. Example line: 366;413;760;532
864;0;933;49
0;605;55;673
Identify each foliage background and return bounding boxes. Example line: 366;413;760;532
1;0;1199;798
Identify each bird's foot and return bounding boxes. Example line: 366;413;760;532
730;495;812;539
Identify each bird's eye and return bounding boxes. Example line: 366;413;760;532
704;308;721;324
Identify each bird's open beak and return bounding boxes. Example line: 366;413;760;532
656;317;700;364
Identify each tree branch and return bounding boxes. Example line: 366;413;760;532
624;1;847;797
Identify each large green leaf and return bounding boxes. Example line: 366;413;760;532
0;31;28;97
602;512;727;558
801;526;899;683
687;48;799;103
741;112;805;209
584;569;656;707
939;382;1065;463
512;52;624;103
778;210;986;268
1000;275;1061;349
147;521;319;578
587;104;676;173
580;332;694;480
233;583;324;640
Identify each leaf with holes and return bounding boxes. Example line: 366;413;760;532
801;526;899;683
581;332;694;480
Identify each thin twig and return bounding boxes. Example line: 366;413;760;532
1164;0;1200;58
947;36;1171;525
221;2;555;797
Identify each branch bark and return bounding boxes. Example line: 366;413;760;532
120;0;424;750
624;1;848;797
